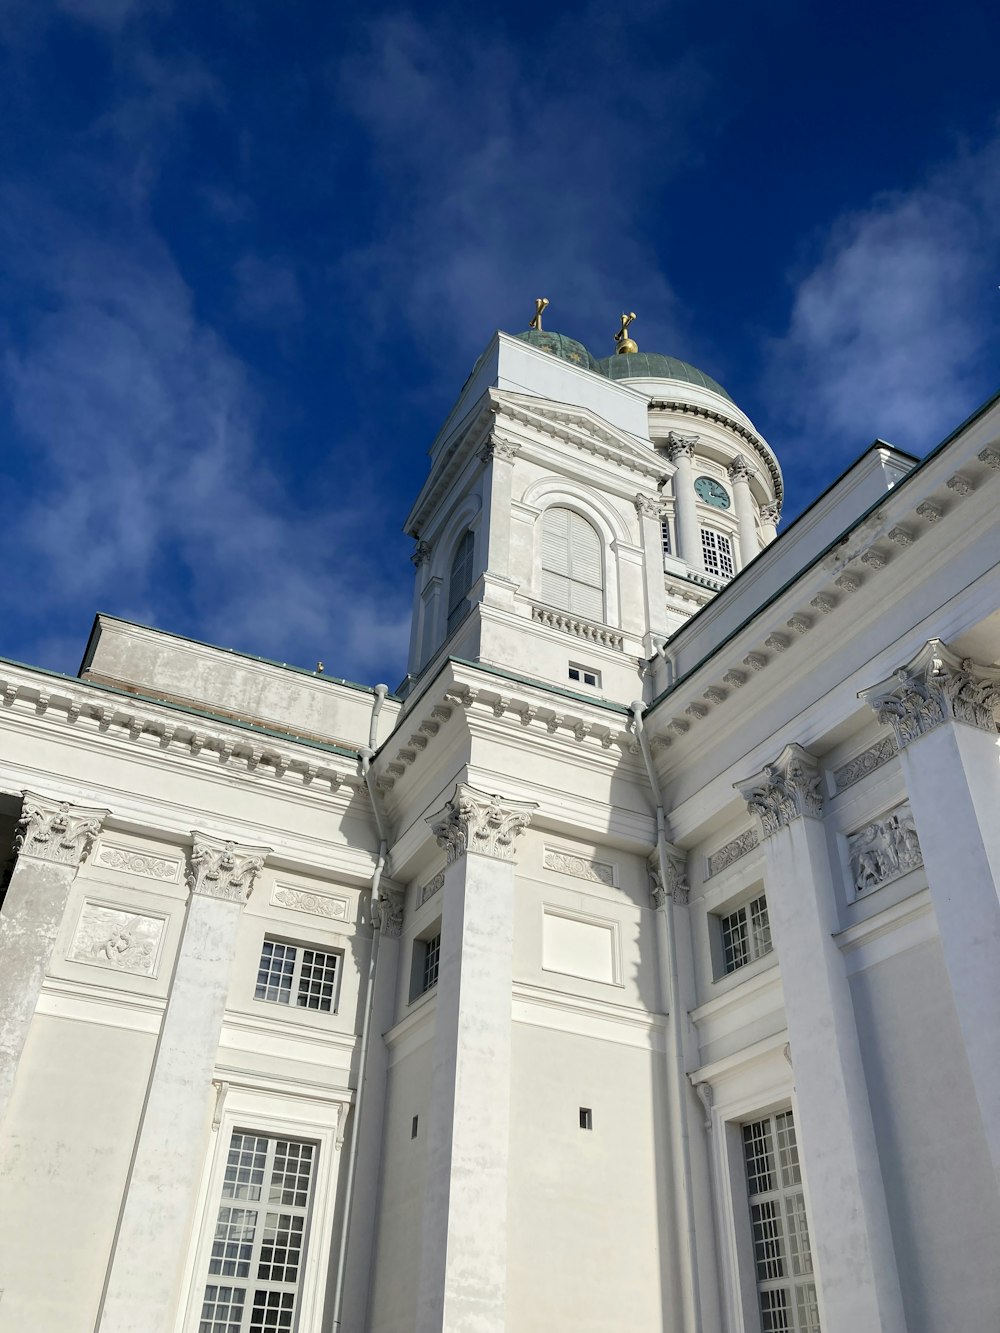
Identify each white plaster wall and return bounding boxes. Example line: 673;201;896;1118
0;1013;154;1333
850;938;1000;1332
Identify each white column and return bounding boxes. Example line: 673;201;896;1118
416;785;536;1333
634;493;669;655
98;833;270;1333
736;745;907;1333
861;639;1000;1184
727;457;759;568
477;436;519;615
665;432;702;570
408;540;433;674
0;792;107;1128
760;503;780;545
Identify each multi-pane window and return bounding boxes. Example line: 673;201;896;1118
255;940;339;1012
661;519;672;557
720;895;772;975
568;663;600;688
742;1111;820;1333
701;527;735;578
447;530;476;634
199;1131;316;1333
540;506;604;622
422;932;441;992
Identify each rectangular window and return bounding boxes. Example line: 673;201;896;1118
200;1131;316;1333
742;1111;820;1333
255;940;339;1012
661;519;672;557
568;663;601;688
422;932;441;992
701;527;735;578
720;895;772;975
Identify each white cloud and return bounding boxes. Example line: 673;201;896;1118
764;128;1000;494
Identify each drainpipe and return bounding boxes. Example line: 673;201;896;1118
630;700;703;1333
331;684;389;1333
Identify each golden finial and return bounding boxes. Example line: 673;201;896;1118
529;297;549;331
316;661;324;674
615;310;638;355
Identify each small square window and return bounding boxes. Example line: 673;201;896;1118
568;663;601;688
255;939;340;1012
579;1107;593;1130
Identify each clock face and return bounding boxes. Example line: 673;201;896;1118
694;476;731;509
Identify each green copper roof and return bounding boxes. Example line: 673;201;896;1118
596;351;733;403
515;328;600;372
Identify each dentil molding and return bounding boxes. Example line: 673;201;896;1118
188;832;271;904
428;783;537;863
15;791;108;868
859;639;1000;749
735;744;823;839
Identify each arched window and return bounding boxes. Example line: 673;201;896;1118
447;529;475;634
541;507;604;621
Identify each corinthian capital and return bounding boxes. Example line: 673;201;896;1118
15;792;108;867
411;539;433;568
647;844;689;908
727;456;754;483
664;431;699;462
188;832;271;904
633;492;666;520
428;784;537;863
859;639;1000;749
735;744;823;839
478;434;520;465
760;504;780;526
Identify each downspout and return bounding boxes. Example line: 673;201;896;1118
630;700;703;1333
331;684;390;1333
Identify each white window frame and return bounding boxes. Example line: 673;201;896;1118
568;662;601;688
254;937;342;1013
409;922;442;1004
540;505;606;622
716;894;772;977
446;529;476;635
179;1089;347;1333
701;525;736;579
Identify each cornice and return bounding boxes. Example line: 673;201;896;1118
643;439;1000;761
648;398;783;507
0;663;363;796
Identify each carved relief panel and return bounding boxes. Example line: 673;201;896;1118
68;900;167;977
845;801;922;899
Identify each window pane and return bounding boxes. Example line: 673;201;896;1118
750;1199;786;1280
784;1190;813;1277
200;1285;246;1333
796;1282;822;1333
749;895;772;958
775;1111;801;1188
722;905;750;973
223;1134;268;1201
296;948;338;1012
743;1118;776;1194
541;507;604;620
249;1289;296;1331
258;1212;304;1283
210;1207;257;1278
759;1287;792;1333
255;941;294;1005
423;933;441;992
269;1140;314;1207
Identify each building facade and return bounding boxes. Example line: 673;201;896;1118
0;318;999;1333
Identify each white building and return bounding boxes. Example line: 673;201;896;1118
1;315;999;1333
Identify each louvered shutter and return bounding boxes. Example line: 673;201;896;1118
540;507;604;621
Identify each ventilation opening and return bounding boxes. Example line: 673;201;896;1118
411;1115;419;1139
579;1107;593;1131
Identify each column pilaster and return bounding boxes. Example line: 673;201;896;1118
0;791;108;1127
477;435;520;613
760;503;780;544
634;493;670;654
860;638;1000;1183
727;457;759;568
735;746;906;1333
665;432;702;570
416;784;536;1333
408;539;434;672
98;832;270;1333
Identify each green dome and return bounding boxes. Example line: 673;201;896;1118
597;351;733;403
516;328;600;372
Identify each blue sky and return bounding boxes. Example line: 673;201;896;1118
0;0;997;688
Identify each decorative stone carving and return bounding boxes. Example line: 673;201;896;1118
723;669;746;689
478;436;519;464
692;1080;714;1131
374;888;405;936
531;605;624;651
704;686;727;705
95;843;182;883
860;639;1000;749
271;884;350;920
633;493;665;520
187;833;270;904
787;613;811;634
835;573;861;593
743;652;767;672
848;802;922;895
760;504;780;526
15;792;108;868
707;827;760;877
946;473;974;496
727;457;754;482
411;540;433;568
833;735;897;792
428;784;537;863
916;500;942;523
663;430;699;461
666;717;689;736
977;447;1000;469
736;744;823;839
69;903;165;976
888;526;913;546
685;702;708;720
419;871;445;906
860;549;887;570
810;593;836;614
544;847;615;887
648;845;689;907
764;633;788;653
